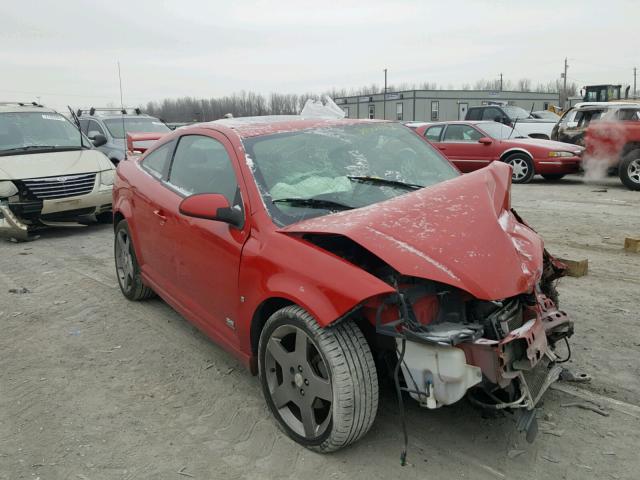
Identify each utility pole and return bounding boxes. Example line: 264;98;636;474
634;67;637;99
383;68;388;120
561;57;568;109
500;73;503;91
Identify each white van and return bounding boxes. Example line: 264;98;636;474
0;102;115;240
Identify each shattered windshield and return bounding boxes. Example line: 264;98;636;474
0;112;86;154
242;122;459;226
104;118;170;138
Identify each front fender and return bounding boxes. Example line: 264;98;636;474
236;232;395;356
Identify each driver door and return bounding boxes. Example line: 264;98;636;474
163;131;250;347
437;124;490;172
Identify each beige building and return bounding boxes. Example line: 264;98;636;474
334;89;559;122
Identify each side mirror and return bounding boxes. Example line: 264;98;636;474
478;137;493;145
92;134;107;147
566;121;578;128
179;193;243;227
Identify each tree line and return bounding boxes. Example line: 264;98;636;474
144;79;579;122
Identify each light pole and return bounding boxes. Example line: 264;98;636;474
383;68;388;120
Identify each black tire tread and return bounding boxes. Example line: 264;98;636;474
619;149;640;190
114;220;155;301
259;305;378;453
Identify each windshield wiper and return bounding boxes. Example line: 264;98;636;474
0;145;82;155
348;175;423;190
272;197;354;211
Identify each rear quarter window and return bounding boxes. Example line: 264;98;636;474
141;140;175;179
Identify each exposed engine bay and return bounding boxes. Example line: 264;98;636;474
302;213;574;447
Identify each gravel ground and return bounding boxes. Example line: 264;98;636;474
1;174;639;480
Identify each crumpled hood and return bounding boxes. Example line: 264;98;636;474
0;149;113;180
280;162;543;300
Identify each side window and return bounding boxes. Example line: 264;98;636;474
168;135;239;204
482;107;502;121
424;125;444;142
141;140;175;179
79;119;89;134
87;120;105;138
466;108;480;120
443;124;482;142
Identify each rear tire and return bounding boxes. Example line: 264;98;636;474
504;153;535;184
114;220;154;301
619;149;640;190
542;174;565;181
258;305;378;452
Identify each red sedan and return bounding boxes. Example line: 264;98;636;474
414;121;583;183
112;117;573;453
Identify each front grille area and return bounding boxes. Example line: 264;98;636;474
22;173;96;200
521;357;562;406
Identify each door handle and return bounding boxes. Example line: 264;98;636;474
153;210;167;222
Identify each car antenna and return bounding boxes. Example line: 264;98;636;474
508;116;518;139
118;61;127;161
68;106;85;149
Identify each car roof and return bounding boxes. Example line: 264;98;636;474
421;120;496;126
573;101;640;109
0;102;57;114
195;115;383;138
82;114;154;120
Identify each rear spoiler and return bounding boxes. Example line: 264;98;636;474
126;132;167;154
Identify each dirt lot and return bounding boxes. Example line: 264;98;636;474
1;174;639;480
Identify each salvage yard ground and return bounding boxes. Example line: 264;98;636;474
1;175;639;480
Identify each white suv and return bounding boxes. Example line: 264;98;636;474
0;102;115;241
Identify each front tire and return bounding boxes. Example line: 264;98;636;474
619;149;640;190
504;154;535;184
114;220;154;300
258;306;378;452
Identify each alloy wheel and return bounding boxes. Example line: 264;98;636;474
508;157;529;181
115;229;134;292
628;158;640;185
264;324;333;439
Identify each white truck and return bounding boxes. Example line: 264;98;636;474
466;105;556;139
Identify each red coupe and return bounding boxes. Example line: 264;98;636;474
413;121;583;183
112;117;573;453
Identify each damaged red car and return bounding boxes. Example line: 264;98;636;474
112;117;574;453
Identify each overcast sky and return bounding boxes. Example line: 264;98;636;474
1;0;638;111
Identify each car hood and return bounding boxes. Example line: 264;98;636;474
503;137;583;153
0;149;113;180
280;162;543;300
516;118;556;124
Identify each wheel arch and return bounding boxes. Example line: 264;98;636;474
621;142;640;158
250;296;295;359
500;147;534;162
